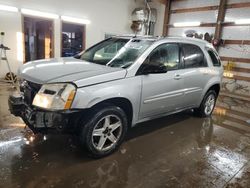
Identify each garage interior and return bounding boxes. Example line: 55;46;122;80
0;0;249;187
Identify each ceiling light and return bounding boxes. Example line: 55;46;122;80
234;19;250;25
0;4;18;12
61;16;90;24
21;8;59;19
173;22;201;27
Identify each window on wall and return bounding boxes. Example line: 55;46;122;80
181;43;206;68
24;16;54;62
61;23;86;57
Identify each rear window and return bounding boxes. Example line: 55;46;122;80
207;50;221;67
181;44;207;68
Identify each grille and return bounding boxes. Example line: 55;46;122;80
20;80;41;105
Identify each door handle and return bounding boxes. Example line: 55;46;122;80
174;74;182;80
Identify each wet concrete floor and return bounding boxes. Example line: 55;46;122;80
0;83;250;188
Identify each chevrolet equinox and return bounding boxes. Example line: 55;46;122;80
9;36;223;157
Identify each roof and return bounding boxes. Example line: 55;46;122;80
112;34;211;46
113;34;159;41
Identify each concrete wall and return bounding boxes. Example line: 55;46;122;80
0;0;164;77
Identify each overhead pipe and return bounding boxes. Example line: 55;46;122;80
145;0;151;35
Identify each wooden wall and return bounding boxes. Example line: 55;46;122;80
162;0;250;101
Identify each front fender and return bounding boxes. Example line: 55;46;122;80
71;77;142;125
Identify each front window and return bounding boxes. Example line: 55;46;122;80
146;43;180;71
80;38;153;68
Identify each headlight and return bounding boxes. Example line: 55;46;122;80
32;83;76;110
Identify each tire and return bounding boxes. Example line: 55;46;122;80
194;90;217;117
79;105;128;158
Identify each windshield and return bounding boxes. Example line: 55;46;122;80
80;38;153;68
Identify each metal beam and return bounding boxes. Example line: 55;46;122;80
162;0;171;36
214;0;227;39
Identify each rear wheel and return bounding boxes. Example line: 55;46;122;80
79;105;128;158
194;90;217;117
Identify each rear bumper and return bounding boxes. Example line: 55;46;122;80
8;93;80;134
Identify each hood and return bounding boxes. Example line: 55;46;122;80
18;57;127;87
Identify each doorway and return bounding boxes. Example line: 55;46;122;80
61;22;86;57
23;16;54;62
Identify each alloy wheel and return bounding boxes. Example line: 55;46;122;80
204;94;215;115
91;115;122;151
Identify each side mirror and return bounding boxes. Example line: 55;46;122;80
142;64;167;74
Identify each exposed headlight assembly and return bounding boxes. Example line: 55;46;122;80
32;83;76;110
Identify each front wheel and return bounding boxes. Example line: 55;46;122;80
79;105;128;158
194;90;217;117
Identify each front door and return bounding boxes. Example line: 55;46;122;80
138;43;184;119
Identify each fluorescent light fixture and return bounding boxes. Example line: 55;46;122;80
21;8;59;19
173;22;201;27
235;19;250;25
61;16;91;24
0;4;18;12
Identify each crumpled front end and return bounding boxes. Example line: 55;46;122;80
8;80;79;134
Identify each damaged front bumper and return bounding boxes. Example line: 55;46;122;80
8;93;79;134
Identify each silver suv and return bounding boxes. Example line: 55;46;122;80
9;36;223;157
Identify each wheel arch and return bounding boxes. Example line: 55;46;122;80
207;84;220;97
90;97;134;127
198;82;221;107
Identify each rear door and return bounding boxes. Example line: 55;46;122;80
179;43;210;107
